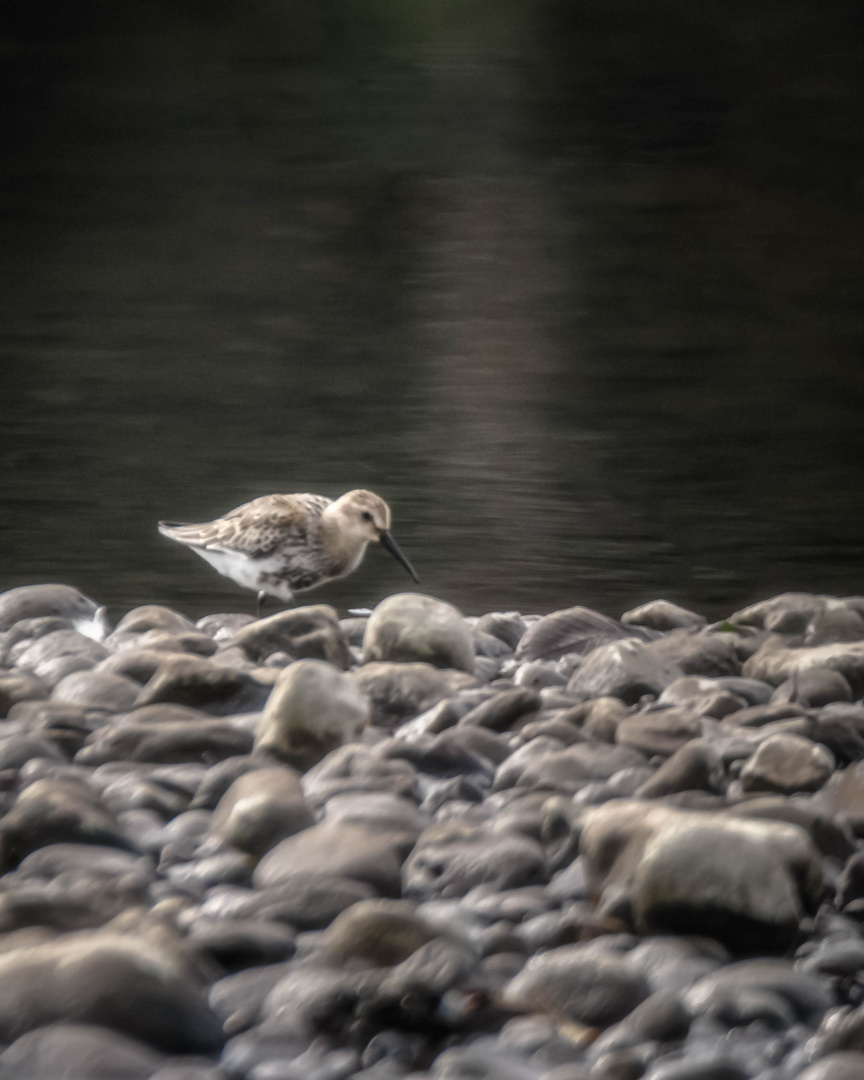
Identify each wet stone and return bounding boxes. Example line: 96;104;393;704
231;605;351;669
320;899;436;966
0;672;48;718
206;766;313;857
0;616;79;664
739;732;835;794
472;629;514;660
402;820;548;900
203;874;377;931
634;740;725;799
568;639;683;705
0;778;136;867
474;612;527;651
0;930;225;1052
254;658;369;771
0;1023;166;1080
363;593;476;673
0;584;100;633
14;629;110;686
771;667;854;707
797;1054;864;1080
500;943;651;1027
515;606;656;664
456;687;541;732
130;629;219;657
255;820;414;897
615;708;703;757
620;600;707;632
494;740;647;794
52;669;141;711
187;918;296;973
3;584;864;1079
744;640;864;696
580;800;823;953
76;716;255;766
134;656;269;714
353;662;478;729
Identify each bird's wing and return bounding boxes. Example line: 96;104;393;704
158;493;331;559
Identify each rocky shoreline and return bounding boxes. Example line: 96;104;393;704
2;583;864;1079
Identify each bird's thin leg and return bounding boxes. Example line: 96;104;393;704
256;591;267;619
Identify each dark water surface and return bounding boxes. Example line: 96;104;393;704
2;0;864;622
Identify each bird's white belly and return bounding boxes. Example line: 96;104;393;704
195;549;294;600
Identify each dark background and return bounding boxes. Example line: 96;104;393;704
2;0;863;621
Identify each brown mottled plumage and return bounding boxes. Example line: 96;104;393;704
158;489;419;614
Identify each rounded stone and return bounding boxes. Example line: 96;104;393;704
52;670;141;711
14;629;110;685
0;672;48;718
134;656;267;713
76;717;254;766
254;820;413;896
208;960;295;1031
0;584;100;633
772;668;853;707
253;658;369;771
321;899;436;966
740;733;835;794
231;605;350;668
797;1052;864;1080
111;606;196;638
620;600;707;631
515;606;653;664
402;821;548;900
456;687;541;732
186;917;295;972
0;735;65;772
684;958;831;1026
0;779;135;866
0;931;224;1052
474;612;527;651
363;593;475;673
500;944;650;1027
615;708;702;757
743;640;864;697
204;874;377;931
494;741;647;794
207;766;313;857
0;1023;165;1079
568;639;683;705
580;801;824;954
635;740;725;799
352;661;477;729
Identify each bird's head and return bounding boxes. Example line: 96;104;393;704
330;489;419;582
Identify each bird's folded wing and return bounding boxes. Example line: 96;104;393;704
158;493;330;559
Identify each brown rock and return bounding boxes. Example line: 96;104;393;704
616;708;702;757
0;585;99;634
207;767;313;857
352;661;477;729
254;659;368;771
740;733;835;795
231;605;350;668
321;899;435;966
620;600;706;632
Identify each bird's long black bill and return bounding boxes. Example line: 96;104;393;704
380;530;420;583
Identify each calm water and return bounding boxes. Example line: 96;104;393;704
2;0;864;622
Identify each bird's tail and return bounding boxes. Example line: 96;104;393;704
158;520;191;540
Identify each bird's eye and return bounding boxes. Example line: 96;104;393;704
361;511;373;523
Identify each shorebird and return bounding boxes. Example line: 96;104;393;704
158;489;419;615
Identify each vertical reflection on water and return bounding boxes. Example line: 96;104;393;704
1;0;863;619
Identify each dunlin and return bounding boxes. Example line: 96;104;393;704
158;489;419;614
